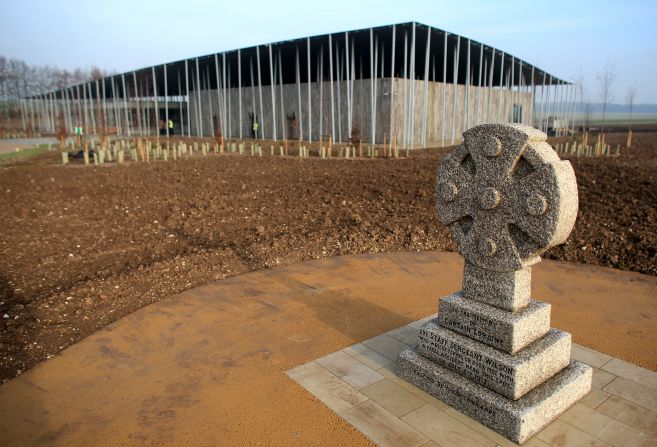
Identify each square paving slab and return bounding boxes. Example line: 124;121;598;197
287;318;657;447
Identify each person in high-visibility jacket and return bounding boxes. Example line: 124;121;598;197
168;119;174;136
252;121;259;138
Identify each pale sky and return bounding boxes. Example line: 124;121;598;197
2;0;656;103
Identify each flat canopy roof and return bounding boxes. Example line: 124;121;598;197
41;21;570;100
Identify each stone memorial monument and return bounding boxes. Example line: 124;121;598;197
397;124;592;444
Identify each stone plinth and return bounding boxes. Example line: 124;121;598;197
438;292;551;354
398;349;592;444
416;321;571;400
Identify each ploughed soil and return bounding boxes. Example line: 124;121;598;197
0;130;656;382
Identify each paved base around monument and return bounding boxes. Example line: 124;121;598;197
289;320;656;446
1;252;656;446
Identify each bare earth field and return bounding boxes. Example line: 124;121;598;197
0;131;655;382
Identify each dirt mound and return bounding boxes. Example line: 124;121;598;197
0;131;655;382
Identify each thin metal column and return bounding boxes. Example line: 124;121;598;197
408;23;416;148
110;80;119;135
451;36;460;144
441;32;447;146
307;38;312;142
184;60;191;137
121;73;130;136
497;52;505;123
370;28;375;145
238;49;242;139
329;34;335;143
256;46;264;140
222;53;228;138
278;49;285;141
402;31;408;148
421;26;431;148
345;32;351;141
152;66;160;140
195;58;202;136
476;43;483;125
389;25;396;148
486;49;495;123
510;56;515;120
268;44;277;140
464;38;471;131
319;46;323;140
296;45;303;141
529;65;536;127
164;64;169;138
249;56;256;137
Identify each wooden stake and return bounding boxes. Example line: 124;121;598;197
626;129;632;148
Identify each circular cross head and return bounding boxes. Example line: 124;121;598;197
435;124;579;272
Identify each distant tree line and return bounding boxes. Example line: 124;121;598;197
0;55;114;127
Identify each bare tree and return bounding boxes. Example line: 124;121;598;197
575;69;588;131
625;86;636;130
596;61;616;133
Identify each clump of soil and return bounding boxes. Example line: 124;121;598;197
0;131;655;382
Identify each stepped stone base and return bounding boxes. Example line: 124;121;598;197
438;292;551;354
397;349;592;445
417;321;571;400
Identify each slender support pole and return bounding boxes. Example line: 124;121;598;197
451;36;460;144
87;83;96;135
329;34;335;143
402;31;408;148
121;73;130;136
441;32;447;146
109;80;119;135
529;65;536;126
81;84;89;134
256;46;264;140
539;72;546;132
421;26;431;148
370;28;375;145
249;56;256;136
268;44;277;140
206;68;215;138
464;38;471;131
238;49;242;139
278;49;286;141
307;37;312;142
195;58;202;136
214;54;223;138
227;60;231;138
497;52;505;123
222;53;228;138
345;31;351;141
373;33;379;144
548;76;556;134
164;64;169;138
336;43;342;143
350;42;355;142
476;43;483;125
132;72;141;136
570;82;577;135
319;46;323;140
486;49;495;123
152;66;160;141
408;23;416;148
510;56;515;120
389;25;396;148
184;60;191;137
518;60;523;123
296;45;303;141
